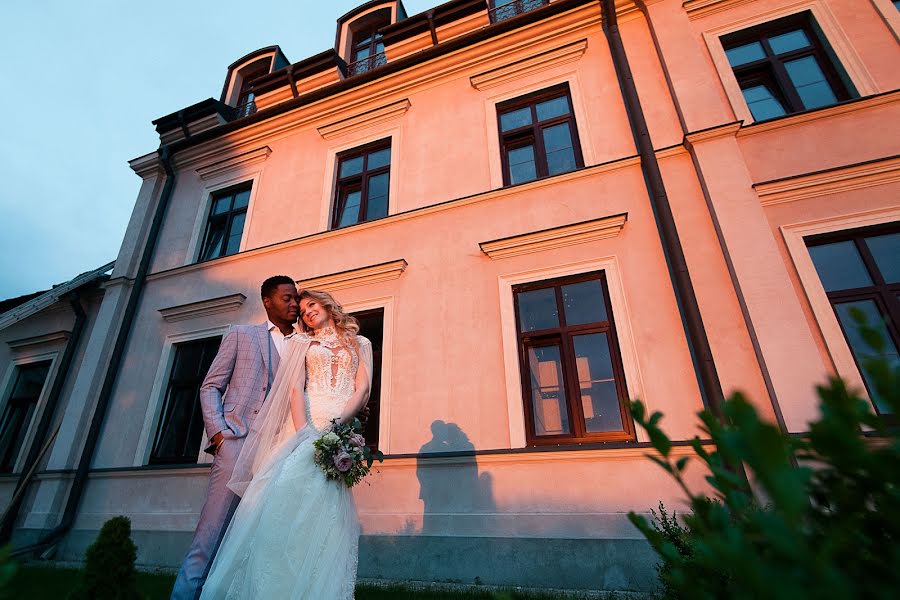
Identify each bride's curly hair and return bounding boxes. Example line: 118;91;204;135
298;289;360;349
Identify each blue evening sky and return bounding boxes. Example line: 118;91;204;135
0;0;438;300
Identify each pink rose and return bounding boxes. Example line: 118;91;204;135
348;433;366;448
334;451;354;472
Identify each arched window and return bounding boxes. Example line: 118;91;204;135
347;8;391;76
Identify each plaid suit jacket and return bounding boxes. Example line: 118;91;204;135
199;322;280;440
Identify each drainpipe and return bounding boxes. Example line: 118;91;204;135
598;0;726;419
13;146;178;558
0;293;87;543
632;0;792;442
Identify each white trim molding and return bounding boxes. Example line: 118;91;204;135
133;325;232;467
317;99;411;140
6;331;70;351
701;0;879;125
0;351;61;473
195;146;272;181
755;155;900;206
297;260;408;293
341;295;396;455
479;213;627;259
497;257;647;448
469;39;588;90
158;293;247;323
780;206;900;412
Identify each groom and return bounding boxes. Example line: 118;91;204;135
170;275;300;600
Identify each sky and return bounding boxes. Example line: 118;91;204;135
0;0;439;300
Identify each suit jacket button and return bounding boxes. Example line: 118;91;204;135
261;387;266;391
254;409;259;414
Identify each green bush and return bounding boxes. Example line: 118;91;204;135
69;516;140;600
628;315;900;600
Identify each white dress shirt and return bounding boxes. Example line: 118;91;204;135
266;320;297;357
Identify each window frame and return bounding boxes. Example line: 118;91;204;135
513;271;635;446
331;139;392;230
353;307;385;451
720;12;853;120
198;182;252;262
0;360;51;473
149;336;223;465
496;84;584;187
806;223;900;420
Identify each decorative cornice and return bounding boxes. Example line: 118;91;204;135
755;155;900;206
128;152;163;179
469;39;588;90
317;99;411;140
7;331;70;350
158;293;246;322
479;214;628;259
737;91;900;138
195;147;272;180
297;260;408;293
684;121;742;146
683;0;758;20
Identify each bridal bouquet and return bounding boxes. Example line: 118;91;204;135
313;418;384;488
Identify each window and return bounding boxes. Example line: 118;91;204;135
348;11;389;76
513;272;634;445
150;337;222;464
332;140;391;229
488;0;548;24
0;362;51;472
199;183;251;262
497;85;584;186
807;226;900;418
233;58;269;118
354;308;385;450
721;12;854;122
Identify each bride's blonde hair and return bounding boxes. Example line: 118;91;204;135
298;289;360;349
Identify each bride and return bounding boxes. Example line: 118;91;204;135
200;289;373;599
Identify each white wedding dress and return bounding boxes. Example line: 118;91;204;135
200;331;369;599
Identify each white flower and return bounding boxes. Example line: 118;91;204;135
322;432;340;445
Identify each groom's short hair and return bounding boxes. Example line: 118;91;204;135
260;275;296;299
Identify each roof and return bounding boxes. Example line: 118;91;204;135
0;261;115;332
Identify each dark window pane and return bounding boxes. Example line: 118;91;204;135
542;123;577;176
508;144;537;184
225;212;245;255
518;288;559;331
367;147;391;170
726;41;766;66
535;96;570;121
784;56;837;109
809;241;873;292
338;190;362;227
526;345;571;436
366;173;389;220
200;223;226;261
573;333;623;433
212;196;231;215
232;189;251;209
562;280;608;325
500;107;532;132
354;309;384;450
865;232;900;284
742;85;787;121
354;46;371;61
0;362;50;472
340;156;364;178
768;29;811;54
834;300;899;414
11;365;50;400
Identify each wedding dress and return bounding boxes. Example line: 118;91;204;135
200;329;372;599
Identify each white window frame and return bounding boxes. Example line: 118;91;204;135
702;0;878;125
497;256;646;448
0;350;60;473
134;325;231;466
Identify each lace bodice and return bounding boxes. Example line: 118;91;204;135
304;328;358;431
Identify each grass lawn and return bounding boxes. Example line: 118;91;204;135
7;566;599;599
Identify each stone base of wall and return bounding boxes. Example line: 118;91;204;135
13;529;659;593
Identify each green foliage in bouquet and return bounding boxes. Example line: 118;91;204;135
628;312;900;600
69;516;140;600
313;418;385;488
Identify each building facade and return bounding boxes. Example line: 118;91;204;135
1;0;898;592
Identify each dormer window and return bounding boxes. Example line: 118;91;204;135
233;59;270;118
336;2;406;77
220;46;289;119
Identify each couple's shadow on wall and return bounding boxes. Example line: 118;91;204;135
415;421;495;535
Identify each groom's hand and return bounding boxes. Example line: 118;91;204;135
205;431;225;455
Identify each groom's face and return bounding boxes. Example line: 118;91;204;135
263;283;300;325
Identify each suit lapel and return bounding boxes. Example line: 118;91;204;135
256;323;272;387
